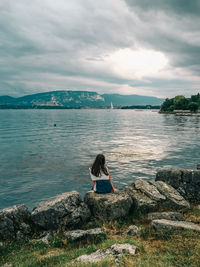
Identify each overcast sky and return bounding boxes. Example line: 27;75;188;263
0;0;200;98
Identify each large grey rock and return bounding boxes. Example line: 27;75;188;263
151;219;200;232
156;169;200;203
76;243;137;263
124;183;158;213
151;181;190;210
76;248;109;263
125;179;190;214
31;191;91;230
123;225;140;236
0;204;32;240
84;191;133;220
135;180;166;202
148;212;185;221
1;264;13;267
64;228;105;242
156;170;183;188
110;243;137;255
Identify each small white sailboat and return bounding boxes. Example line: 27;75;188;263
110;102;114;109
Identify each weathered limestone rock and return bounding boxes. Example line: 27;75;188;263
37;231;53;244
64;228;105;242
0;204;32;240
156;170;183;188
156;169;200;203
76;249;109;263
84;191;133;220
148;212;185;221
76;243;137;263
125;179;190;214
1;264;13;267
110;243;137;255
123;225;140;236
124;183;158;213
151;181;190;210
31;191;91;230
135;180;166;202
151;219;200;232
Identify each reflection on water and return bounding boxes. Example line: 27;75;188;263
0;110;199;209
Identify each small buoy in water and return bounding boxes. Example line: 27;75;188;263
54;123;56;127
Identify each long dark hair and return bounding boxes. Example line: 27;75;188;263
91;154;108;177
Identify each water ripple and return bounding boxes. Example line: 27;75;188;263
0;110;199;209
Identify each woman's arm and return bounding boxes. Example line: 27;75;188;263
107;167;118;192
88;181;96;193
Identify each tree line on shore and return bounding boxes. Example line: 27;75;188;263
160;93;200;112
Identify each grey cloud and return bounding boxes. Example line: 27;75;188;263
124;0;200;75
0;0;135;95
125;0;200;15
0;0;200;97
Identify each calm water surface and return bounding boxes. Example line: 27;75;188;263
0;110;199;210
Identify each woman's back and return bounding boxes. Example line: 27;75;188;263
90;168;112;193
89;154;117;194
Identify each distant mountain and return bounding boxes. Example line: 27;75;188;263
0;96;16;104
103;94;164;106
0;91;164;108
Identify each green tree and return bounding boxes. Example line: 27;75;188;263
160;98;174;111
188;102;198;112
173;95;189;110
160;93;200;112
191;93;200;102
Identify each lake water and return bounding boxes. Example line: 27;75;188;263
0;109;199;210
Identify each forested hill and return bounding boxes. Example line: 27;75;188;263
0;91;164;108
160;93;200;112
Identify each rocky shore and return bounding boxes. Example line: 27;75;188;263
159;110;200;116
0;168;200;266
0;168;199;242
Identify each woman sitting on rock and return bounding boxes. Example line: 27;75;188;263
88;154;118;193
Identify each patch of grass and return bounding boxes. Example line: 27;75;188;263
82;219;103;230
1;207;200;267
184;205;200;224
69;257;116;267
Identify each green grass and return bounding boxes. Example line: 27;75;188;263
0;206;200;267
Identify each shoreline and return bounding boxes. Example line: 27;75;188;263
1;168;200;266
0;168;199;238
0;105;161;110
159;110;200;116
